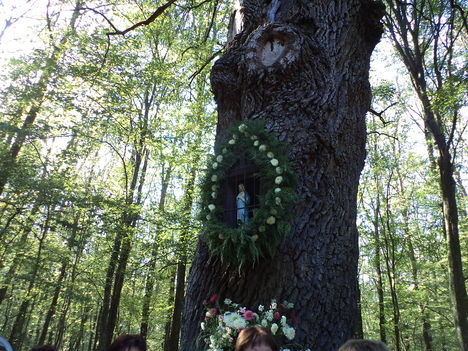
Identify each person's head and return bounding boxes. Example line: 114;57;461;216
238;183;245;192
108;334;147;351
30;346;58;351
339;339;391;351
235;326;279;351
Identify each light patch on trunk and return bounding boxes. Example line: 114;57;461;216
260;38;285;66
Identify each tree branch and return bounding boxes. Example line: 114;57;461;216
107;0;178;36
368;102;398;125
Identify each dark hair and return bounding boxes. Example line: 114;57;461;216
339;339;391;351
30;346;58;351
108;334;147;351
235;326;279;351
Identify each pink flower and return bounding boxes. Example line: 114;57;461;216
209;294;218;303
274;311;281;320
243;310;254;321
210;308;217;317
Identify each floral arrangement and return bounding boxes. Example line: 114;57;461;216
200;119;297;266
198;295;310;351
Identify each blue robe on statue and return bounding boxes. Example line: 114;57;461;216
236;191;250;224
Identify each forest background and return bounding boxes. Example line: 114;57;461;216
0;0;466;350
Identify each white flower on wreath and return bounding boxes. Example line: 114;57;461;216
212;184;218;191
258;304;264;312
254;140;260;146
212;162;218;169
206;214;211;220
229;139;236;145
266;216;276;225
251;135;258;140
270;158;279;166
216;155;223;162
238;124;247;132
232;133;238;139
282;325;296;340
261;319;268;327
276;167;283;174
271;323;279;335
281;315;287;326
201;322;206;330
251;234;259;242
211;175;218;182
275;176;283;184
265;310;273;321
222;148;228;154
270;301;277;309
208;204;216;211
211;192;217;198
267;152;275;158
275;197;281;205
275;187;281;193
224;298;232;305
259;144;267;152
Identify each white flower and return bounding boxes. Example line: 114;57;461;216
212;162;218;169
265;311;273;321
259;226;266;232
261;319;268;327
208;204;216;211
271;323;278;335
258;305;264;312
282;349;291;351
223;312;247;329
251;234;259;242
211;175;218;182
238;124;247;132
212;185;218;191
276;167;283;174
232;134;238;139
270;301;277;309
275;176;283;184
275;187;281;193
275;197;281;205
216;155;223;162
259;144;267;152
254;140;260;146
206;214;211;220
281;315;287;326
282;326;296;340
211;192;217;198
251;135;258;140
206;311;213;317
285;301;294;308
222;148;228;154
218;233;224;239
267;152;275;158
228;139;236;145
224;298;232;305
266;216;276;225
201;322;206;330
270;158;279;166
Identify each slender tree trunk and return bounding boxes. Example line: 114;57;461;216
384;2;468;347
9;205;51;348
181;1;385;350
140;165;172;339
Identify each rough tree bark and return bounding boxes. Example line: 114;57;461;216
181;1;385;350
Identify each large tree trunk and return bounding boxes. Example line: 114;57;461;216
181;1;384;350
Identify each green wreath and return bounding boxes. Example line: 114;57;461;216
200;119;297;267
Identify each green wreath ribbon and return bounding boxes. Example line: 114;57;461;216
200;119;297;267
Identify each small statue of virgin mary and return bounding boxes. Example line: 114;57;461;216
236;183;250;225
